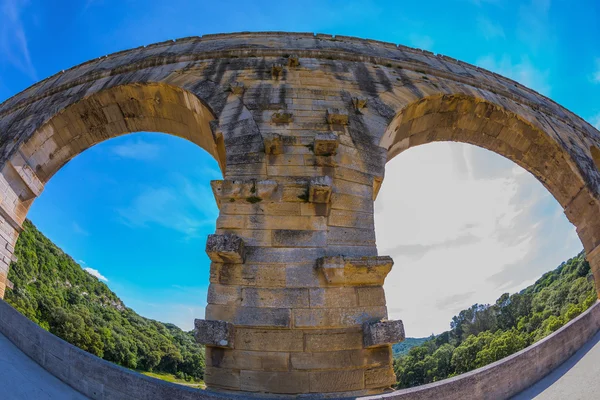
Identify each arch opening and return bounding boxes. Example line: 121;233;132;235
376;142;596;390
5;130;219;385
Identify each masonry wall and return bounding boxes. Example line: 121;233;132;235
1;298;599;400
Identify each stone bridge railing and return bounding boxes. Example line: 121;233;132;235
1;298;599;399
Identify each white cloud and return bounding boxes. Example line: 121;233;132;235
476;16;505;40
72;222;89;236
0;0;37;80
84;267;108;282
590;113;600;130
117;175;219;239
376;143;580;337
477;54;551;95
409;34;434;51
111;138;161;161
592;59;600;84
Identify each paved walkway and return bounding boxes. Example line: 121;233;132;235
0;333;88;400
512;329;600;400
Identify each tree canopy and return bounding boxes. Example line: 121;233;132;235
393;251;596;388
5;220;205;382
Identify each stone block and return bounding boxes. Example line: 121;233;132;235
241;371;310;394
263;133;283;155
272;229;326;247
352;96;368;112
314;133;339;156
228;82;245;95
305;331;363;352
316;255;394;286
271;63;284;79
205;234;246;264
241;287;310;308
271;109;293;123
309;370;364;392
362;319;405;348
194;319;235;348
309;175;333;203
364;367;396;389
206;348;289;371
326;108;349;125
204;366;240;390
235;328;304;352
287;55;300;67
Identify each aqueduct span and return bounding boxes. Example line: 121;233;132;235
0;32;599;399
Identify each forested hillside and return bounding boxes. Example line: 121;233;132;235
5;220;205;383
394;252;597;389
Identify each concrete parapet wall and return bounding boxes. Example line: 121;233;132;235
1;298;599;399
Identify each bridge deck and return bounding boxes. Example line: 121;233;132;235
0;332;88;400
512;329;600;400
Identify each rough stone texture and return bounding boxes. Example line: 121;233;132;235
0;32;599;397
194;319;235;348
363;320;405;348
205;234;246;264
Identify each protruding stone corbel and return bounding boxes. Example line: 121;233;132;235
314;133;340;156
228;82;245;95
194;319;235;348
271;63;284;79
287;55;300;67
309;176;333;203
263;133;284;155
363;320;405;348
326;108;349;125
271;110;293;124
352;97;368;113
317;255;393;286
206;234;246;264
211;179;278;206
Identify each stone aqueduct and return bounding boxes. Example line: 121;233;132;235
0;32;599;397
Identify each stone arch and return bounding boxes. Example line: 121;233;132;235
0;32;599;397
592;145;600;172
380;93;600;293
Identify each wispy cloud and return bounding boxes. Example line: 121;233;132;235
409;34;434;51
476;54;551;95
517;0;552;52
111;138;161;161
117;175;218;239
0;0;37;80
476;16;505;40
72;222;90;236
592;59;600;84
376;142;580;336
84;267;108;282
589;113;600;130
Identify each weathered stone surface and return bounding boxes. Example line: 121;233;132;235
0;31;599;398
263;133;283;155
363;319;405;348
205;234;246;264
317;255;394;286
314;133;340;156
194;319;235;348
326;108;349;125
309;175;333;203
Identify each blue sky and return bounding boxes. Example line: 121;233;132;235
1;0;599;336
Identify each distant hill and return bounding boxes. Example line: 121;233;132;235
393;251;596;389
393;337;431;357
5;220;205;383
